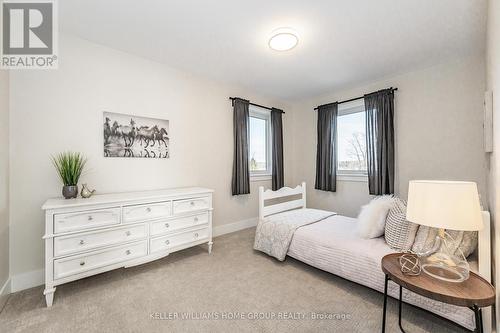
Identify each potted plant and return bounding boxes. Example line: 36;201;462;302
52;152;87;199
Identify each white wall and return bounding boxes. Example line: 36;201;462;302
291;56;487;217
486;0;500;330
8;34;294;285
0;70;9;304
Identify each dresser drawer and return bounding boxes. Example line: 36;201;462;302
150;228;209;253
172;197;209;215
150;212;209;236
54;223;148;257
123;201;171;223
54;208;121;233
54;241;147;280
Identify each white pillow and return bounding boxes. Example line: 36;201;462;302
357;195;395;239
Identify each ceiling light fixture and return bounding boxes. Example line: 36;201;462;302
268;28;298;51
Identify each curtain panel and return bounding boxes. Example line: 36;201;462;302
231;98;250;195
315;103;338;192
364;89;395;195
271;108;284;190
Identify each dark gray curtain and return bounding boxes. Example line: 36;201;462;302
231;99;250;195
271;108;284;191
364;89;395;195
315;103;338;192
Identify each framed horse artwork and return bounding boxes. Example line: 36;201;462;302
103;111;170;158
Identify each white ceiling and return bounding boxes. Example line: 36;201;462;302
60;0;487;101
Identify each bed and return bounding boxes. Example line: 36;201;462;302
254;182;492;332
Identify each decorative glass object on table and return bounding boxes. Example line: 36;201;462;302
406;180;483;283
399;252;421;276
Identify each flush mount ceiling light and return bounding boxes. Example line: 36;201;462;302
268;28;298;51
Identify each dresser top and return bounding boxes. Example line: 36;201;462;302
42;187;214;210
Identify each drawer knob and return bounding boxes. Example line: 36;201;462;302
80;261;85;266
126;250;131;255
194;217;199;222
194;233;199;238
190;201;195;206
146;207;152;212
165;240;170;245
79;240;85;245
164;223;169;228
125;231;131;236
88;215;93;221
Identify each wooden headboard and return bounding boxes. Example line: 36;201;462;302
258;182;306;221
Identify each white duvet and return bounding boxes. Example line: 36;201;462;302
253;208;336;261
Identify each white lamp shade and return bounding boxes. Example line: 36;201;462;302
406;180;483;231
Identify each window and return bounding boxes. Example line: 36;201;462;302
337;101;367;178
249;106;272;179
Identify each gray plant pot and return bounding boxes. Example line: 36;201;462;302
62;185;78;199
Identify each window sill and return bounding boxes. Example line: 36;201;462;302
250;174;272;182
337;174;368;182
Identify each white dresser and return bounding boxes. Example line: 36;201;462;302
42;187;214;307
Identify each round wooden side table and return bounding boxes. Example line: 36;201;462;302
381;253;495;333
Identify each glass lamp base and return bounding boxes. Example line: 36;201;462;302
422;252;469;283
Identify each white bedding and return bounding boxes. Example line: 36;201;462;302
287;214;476;330
254;208;335;261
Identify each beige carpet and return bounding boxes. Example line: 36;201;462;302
0;228;467;333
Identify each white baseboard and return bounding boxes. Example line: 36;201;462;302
10;269;44;292
0;277;11;296
7;218;258;293
213;217;258;237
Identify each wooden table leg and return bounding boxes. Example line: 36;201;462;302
382;274;388;333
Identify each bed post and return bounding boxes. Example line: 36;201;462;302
259;186;264;221
301;182;307;209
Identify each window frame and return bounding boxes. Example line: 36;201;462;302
249;105;273;181
336;99;368;182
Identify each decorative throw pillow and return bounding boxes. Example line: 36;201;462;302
457;230;479;257
356;195;395;239
384;198;419;251
411;226;438;254
411;226;478;258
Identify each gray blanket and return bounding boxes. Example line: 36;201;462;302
253;208;336;261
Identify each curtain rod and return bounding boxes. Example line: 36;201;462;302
229;97;285;114
313;87;398;110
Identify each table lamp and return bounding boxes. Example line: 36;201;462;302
406;180;483;283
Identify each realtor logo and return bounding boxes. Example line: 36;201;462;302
1;0;58;69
